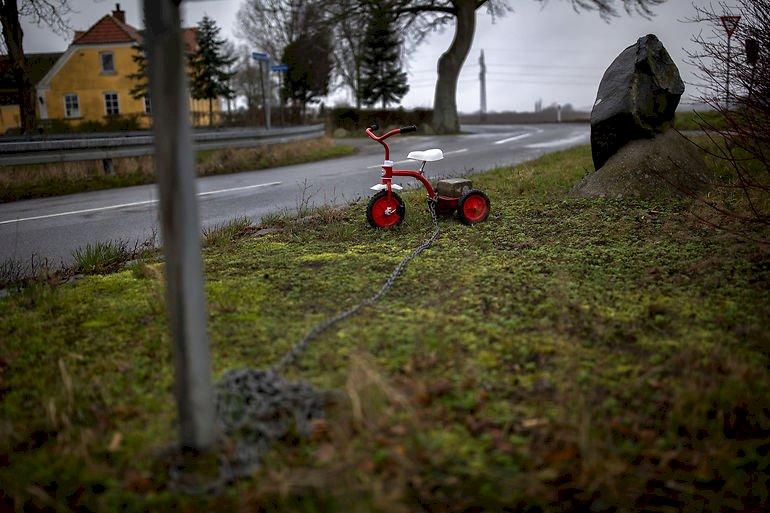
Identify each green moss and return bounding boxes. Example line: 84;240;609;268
1;144;768;511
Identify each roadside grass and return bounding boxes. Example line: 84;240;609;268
675;110;727;131
0;144;768;511
0;137;356;203
202;217;254;248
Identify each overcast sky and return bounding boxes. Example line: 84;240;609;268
21;0;735;112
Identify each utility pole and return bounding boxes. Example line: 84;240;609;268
252;52;271;130
143;0;215;451
720;15;741;110
479;49;487;122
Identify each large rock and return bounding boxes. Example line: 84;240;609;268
591;34;684;170
570;129;709;199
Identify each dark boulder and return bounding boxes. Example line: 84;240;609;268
590;34;685;170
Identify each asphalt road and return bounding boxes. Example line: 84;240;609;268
0;123;590;265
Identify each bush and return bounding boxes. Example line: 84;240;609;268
326;107;433;134
35;115;145;135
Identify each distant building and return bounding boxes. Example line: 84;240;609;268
0;3;220;132
534;99;542;113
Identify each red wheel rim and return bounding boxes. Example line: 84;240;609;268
371;195;402;227
462;194;488;223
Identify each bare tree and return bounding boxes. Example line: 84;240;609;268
683;0;769;235
235;0;325;61
1;0;71;133
329;0;368;108
383;0;666;133
232;45;264;114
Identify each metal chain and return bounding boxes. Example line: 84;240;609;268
171;200;440;493
272;200;440;373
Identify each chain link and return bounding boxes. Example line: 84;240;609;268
171;200;440;493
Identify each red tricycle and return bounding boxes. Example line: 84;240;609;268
364;123;491;228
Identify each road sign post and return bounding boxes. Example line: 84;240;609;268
271;64;288;127
252;52;271;130
143;0;216;450
720;15;741;110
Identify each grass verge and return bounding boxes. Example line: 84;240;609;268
0;137;356;203
675;110;728;131
0;144;767;512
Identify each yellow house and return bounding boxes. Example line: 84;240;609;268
36;4;220;129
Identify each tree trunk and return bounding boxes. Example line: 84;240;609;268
208;97;213;127
432;0;476;134
1;0;37;133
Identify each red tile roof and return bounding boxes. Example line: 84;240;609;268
71;12;198;52
72;14;142;45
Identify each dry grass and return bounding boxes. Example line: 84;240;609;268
0;137;355;203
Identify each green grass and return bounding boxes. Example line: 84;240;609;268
676;110;728;131
0;145;768;512
0;138;356;203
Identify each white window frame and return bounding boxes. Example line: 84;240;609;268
104;92;120;116
100;51;115;73
63;93;80;118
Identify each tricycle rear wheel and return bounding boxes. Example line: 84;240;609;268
457;189;491;225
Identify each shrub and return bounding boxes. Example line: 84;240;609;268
326;107;433;133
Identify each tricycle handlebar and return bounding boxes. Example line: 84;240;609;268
365;124;418;142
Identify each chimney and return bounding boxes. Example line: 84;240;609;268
112;3;125;23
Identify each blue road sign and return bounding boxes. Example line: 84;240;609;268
271;64;289;72
251;52;269;61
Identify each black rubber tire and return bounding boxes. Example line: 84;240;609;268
457;189;491;225
366;190;406;229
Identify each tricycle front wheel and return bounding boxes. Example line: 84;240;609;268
367;190;405;229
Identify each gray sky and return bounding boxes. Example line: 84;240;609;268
21;0;732;112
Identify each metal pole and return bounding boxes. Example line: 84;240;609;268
143;0;216;450
279;72;285;127
479;50;486;122
726;36;732;110
258;60;269;130
265;60;272;131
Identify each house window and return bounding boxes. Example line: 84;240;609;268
104;92;120;116
144;95;151;115
64;93;80;118
100;52;115;73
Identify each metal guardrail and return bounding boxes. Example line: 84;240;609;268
0;124;324;166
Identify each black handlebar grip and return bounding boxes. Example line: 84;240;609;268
400;125;417;134
369;122;380;131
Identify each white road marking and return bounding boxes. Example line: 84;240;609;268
366;148;468;168
493;133;532;145
366;159;411;169
0;181;282;226
525;134;588;149
197;181;282;197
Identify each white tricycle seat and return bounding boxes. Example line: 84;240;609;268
407;148;444;162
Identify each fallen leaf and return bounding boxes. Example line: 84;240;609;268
521;418;548;429
108;432;122;452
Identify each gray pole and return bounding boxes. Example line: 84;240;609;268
265;61;272;130
279;72;285;127
479;50;487;122
143;0;216;450
726;36;732;110
258;60;270;130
